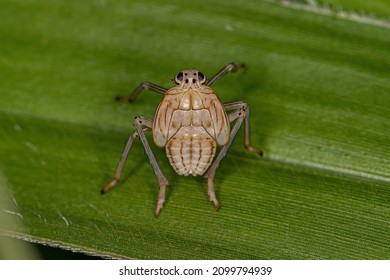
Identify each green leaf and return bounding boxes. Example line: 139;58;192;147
0;0;389;259
316;0;390;19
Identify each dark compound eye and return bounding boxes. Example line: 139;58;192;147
198;72;206;84
174;72;183;84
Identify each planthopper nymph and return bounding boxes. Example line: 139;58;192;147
101;62;262;217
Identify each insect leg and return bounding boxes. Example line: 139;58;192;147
101;117;154;194
101;116;169;217
204;102;262;208
134;116;169;217
116;82;168;103
224;101;263;156
101;131;144;195
204;114;244;209
206;62;245;87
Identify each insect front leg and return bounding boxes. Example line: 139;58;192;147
204;102;262;209
206;62;245;87
116;82;168;103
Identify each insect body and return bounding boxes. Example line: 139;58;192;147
102;63;262;217
154;70;229;176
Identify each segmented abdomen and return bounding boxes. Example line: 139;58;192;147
166;126;216;176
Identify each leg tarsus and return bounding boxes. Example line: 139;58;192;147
154;184;168;217
233;62;245;72
101;178;119;194
207;176;220;210
115;95;131;102
245;144;263;157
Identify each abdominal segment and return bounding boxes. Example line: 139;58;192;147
166;126;216;176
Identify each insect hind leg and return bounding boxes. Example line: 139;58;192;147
101;116;169;217
134;116;169;217
207;176;220;210
204;101;262;209
204;116;244;210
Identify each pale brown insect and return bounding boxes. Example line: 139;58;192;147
101;62;262;217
